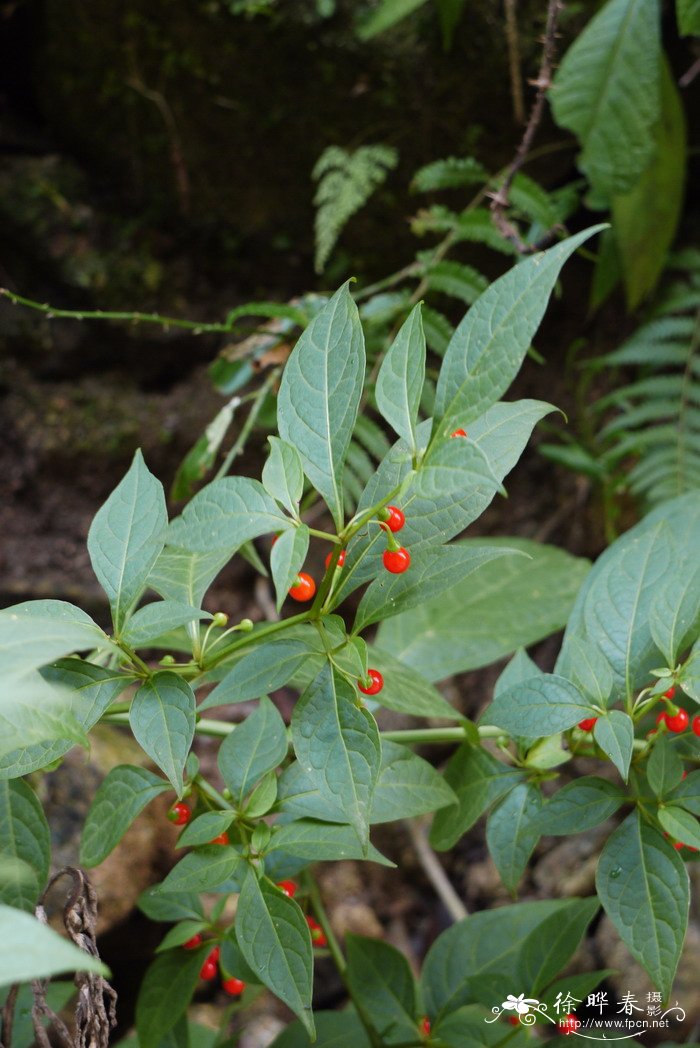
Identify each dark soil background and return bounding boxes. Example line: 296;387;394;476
2;1;700;1044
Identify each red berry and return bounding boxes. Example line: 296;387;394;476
674;841;685;851
288;572;316;602
210;832;229;846
271;534;279;546
168;802;191;826
663;686;676;700
358;669;383;696
222;976;246;996
420;1016;431;1037
383;506;405;533
200;959;217;980
183;934;202;950
558;1014;580;1035
306;916;327;947
383;547;411;574
578;717;597;731
693;715;700;737
451;428;467;438
666;709;689;733
277;880;298;898
508;1016;520;1026
325;549;346;569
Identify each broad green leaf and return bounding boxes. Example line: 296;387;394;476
658;806;700;850
271;526;311;612
677;0;700;33
157;845;244;893
596;811;689;997
550;0;661;196
484;674;594;738
80;765;170;867
88;450;168;632
593;710;634;781
369;741;457;822
0;600;116;679
267;820;394;866
345;935;417;1045
366;647;458;719
166;477;289;554
0;904;108;987
535;777;625;835
647;736;685;798
680;640;700;701
375;304;425;453
649;559;700;666
433;228;604;436
155;919;208;953
357;0;430;39
378;538;589;681
564;637;614;708
430;744;523;851
129;673;196;795
263;437;305;518
420;900;568;1016
612;59;687;308
519;897;600;995
432;1005;527;1048
138;887;203;922
417;435;504;499
135;945;205;1048
245;769;278;817
148;546;232;610
0;673;87;764
235;870;314;1036
494;648;543;696
290;666;381;850
0;660;129;780
668;770;700;815
354;544;519;633
557;493;700;699
121;602;211;648
269;1011;370;1048
486;782;542;893
217;696;288;802
175;810;236;848
199;639;313;710
277;283;365;529
0;780;50;910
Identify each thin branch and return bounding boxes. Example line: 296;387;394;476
679;54;700;89
404;818;468;922
504;0;526;124
490;0;566;254
0;984;19;1048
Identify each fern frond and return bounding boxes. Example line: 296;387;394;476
421;305;454;356
313;144;398;273
411;156;488;193
423;258;488;305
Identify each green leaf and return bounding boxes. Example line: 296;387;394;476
121;602;211;648
430;744;523;851
166;476;289;554
345;935;417;1044
680;640;700;701
262;437;305;518
564;637;614;708
366;647;459;719
271;526;311;612
535;777;625;835
677;0;700;33
235;870;314;1037
647;736;685;798
129;673;196;795
668;770;700;815
135;945;205;1048
484;674;594;738
0;673;87;764
88;450;168;632
267;820;394;866
175;811;236;848
148;546;232;610
0;600;116;679
417;435;504;500
649;560;700;667
0;904;108;987
157;845;244;893
200;639;314;711
495;648;543;695
370;741;457;822
433;227;605;436
0;660;129;780
375;303;425;454
378;537;589;681
217;696;288;803
486;782;542;893
412;156;488;193
612;59;687;308
155;919;208;954
596;811;689;997
277;284;365;530
550;0;662;196
354;544;519;633
138;887;203;923
593;710;635;781
269;1011;370;1048
0;780;50;910
356;0;430;39
290;665;381;850
519;897;600;994
658;805;700;849
171;399;240;501
80;765;170;867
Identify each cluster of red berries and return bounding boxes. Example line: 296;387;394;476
182;943;246;997
654;688;699;734
276;881;328;947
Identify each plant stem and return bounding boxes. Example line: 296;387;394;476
307;879;346;974
202;611;310;669
196;777;234;810
214;367;279;481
